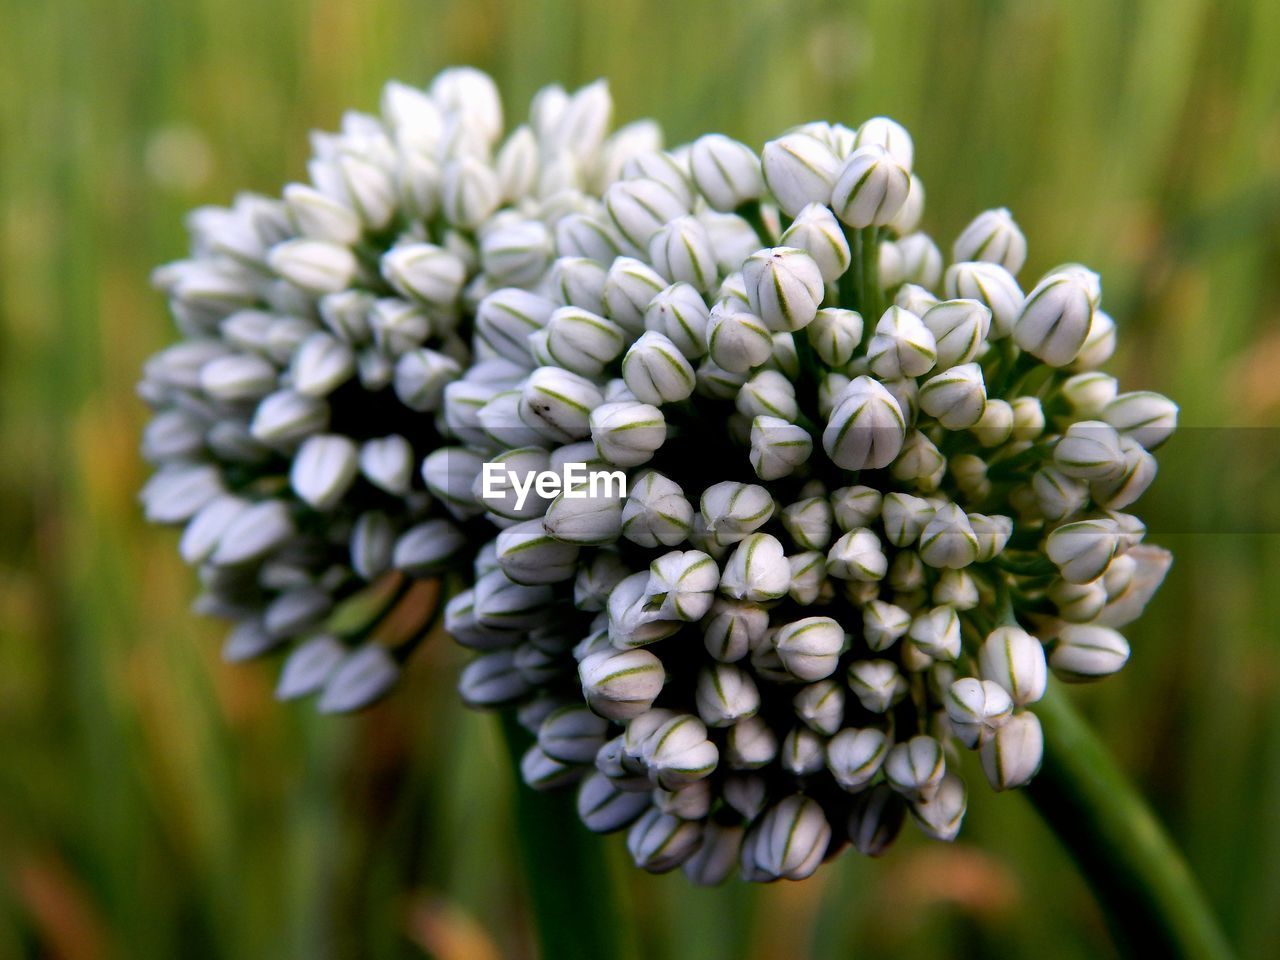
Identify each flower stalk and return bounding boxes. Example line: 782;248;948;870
499;712;627;960
1029;687;1235;960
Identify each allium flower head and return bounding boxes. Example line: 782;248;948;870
140;69;659;711
445;116;1177;882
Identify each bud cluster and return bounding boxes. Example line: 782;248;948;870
441;117;1176;881
140;69;661;711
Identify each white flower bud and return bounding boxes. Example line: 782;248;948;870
589;400;665;468
774;616;846;681
1050;624;1131;681
702;598;768;663
863;600;911;652
822;376;907;470
749;416;812;481
762;132;841;217
1046;518;1120;583
543;484;624;546
614;472;690;548
804;308;862;368
1054;420;1127;480
754;796;831;881
647;549;719;621
317;644;401;714
288;332;354;399
824;727;896;798
199;352;277;403
1074;309;1117;370
474;288;555;366
602;256;667;336
952;208;1027;275
880;492;934;547
854;116;913;168
580;648;665;720
1091;437;1157;510
779;203;851;283
605;177;689;252
696;663;761;727
969;513;1013;562
537;705;609;766
648;216;718;293
267;239;357;294
781;726;826;776
921;299;990;370
289;434;358;511
817;372;851;419
457;648;533;709
972;399;1014;448
867;306;937;379
543;307;626;377
919;503;979;569
494;519;581;584
621;331;697;405
788;551;826;605
644;282;710;359
643;714;719;789
725;715;779;769
740;247;825;333
351;435;412;496
911;772;967;841
827;486;879;532
683;822;744;886
719;533;790;602
847;659;908;713
394;348;461;412
1050;578;1108;623
653;778;713;821
621;150;694;206
781;497;834;552
440;156;500;229
933;568;979;610
891;430;946;488
885;735;946;799
283;183;360;245
826;528;887;582
1061;372;1119;417
979;625;1048;707
888;549;926;593
577;772;650;834
794;680;845;736
1008;396;1045;442
516;366;603;444
627;808;703;874
907;605;961;661
1014;272;1094;366
847;785;906;857
831;145;911;228
981;711;1043;790
1102;391;1178;450
479;220;553;287
919;362;987;430
706;303;773;373
944;261;1024;339
381;243;466;308
548;257;607;316
689;133;764;211
209;499;294;566
700;481;774;542
944;677;1014;748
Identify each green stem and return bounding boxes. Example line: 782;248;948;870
860;226;883;320
1028;687;1236;960
498;713;625;960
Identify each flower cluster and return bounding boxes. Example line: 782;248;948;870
440;117;1177;882
139;68;663;711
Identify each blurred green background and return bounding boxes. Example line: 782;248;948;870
2;0;1279;957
